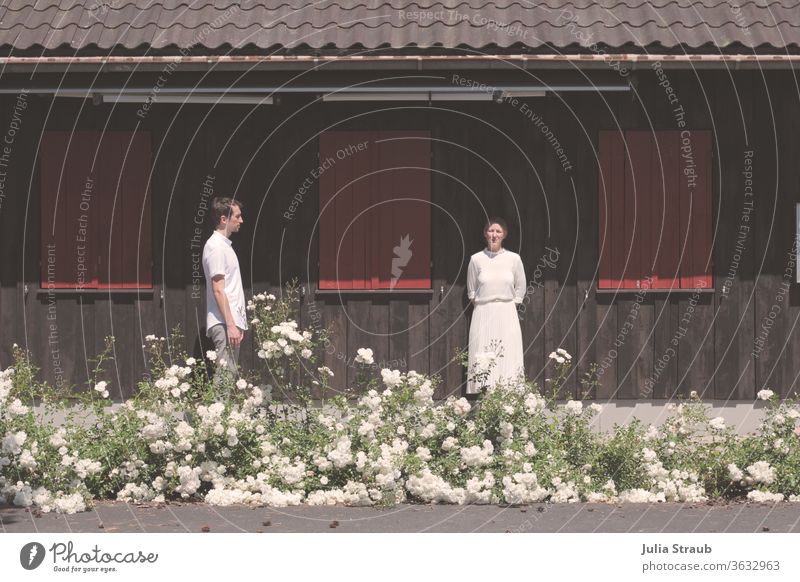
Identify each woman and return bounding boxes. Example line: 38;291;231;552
466;217;526;394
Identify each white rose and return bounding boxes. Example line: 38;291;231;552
355;348;374;365
709;417;726;431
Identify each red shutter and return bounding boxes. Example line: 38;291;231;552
681;130;712;289
97;131;152;289
97;131;123;288
598;131;626;290
319;130;431;290
350;132;371;289
129;131;153;288
42;131;151;289
652;132;681;289
625;131;654;289
599;130;712;290
318;132;339;290
41;131;99;288
373;131;431;289
319;131;372;289
40;131;66;287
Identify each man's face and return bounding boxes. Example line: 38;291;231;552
222;204;243;235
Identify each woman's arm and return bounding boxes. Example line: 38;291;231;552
467;257;478;304
513;255;527;304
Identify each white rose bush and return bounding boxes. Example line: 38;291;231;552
3;285;800;513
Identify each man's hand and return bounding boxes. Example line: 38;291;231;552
211;275;241;347
227;324;243;347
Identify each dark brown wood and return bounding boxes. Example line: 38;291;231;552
2;71;799;404
752;73;795;397
388;298;410;370
645;80;682;400
511;100;546;393
428;109;480;399
674;74;717;399
541;97;578;399
407;298;431;376
573;96;603;400
772;74;800;398
712;71;757;401
612;88;653;399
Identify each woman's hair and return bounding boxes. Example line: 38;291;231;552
483;216;509;236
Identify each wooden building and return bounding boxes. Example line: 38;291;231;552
1;2;800;402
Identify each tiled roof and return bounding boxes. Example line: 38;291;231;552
0;1;797;52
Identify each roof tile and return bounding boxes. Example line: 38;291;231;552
0;1;797;51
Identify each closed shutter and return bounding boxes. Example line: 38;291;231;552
598;130;712;290
41;131;98;288
319;130;431;290
372;131;431;289
41;131;152;289
97;131;152;288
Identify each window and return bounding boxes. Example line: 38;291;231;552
41;131;152;289
598;130;712;290
318;130;431;290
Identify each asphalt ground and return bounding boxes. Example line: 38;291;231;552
3;501;800;533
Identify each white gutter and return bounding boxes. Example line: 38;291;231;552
0;53;799;73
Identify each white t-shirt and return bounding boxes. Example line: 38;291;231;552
203;231;248;332
467;248;526;305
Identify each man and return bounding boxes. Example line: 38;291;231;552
203;197;247;379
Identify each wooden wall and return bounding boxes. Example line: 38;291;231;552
1;70;799;401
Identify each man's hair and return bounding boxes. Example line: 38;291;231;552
211;197;243;228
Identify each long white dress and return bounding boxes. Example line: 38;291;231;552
466;248;526;394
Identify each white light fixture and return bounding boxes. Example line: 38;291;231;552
499;90;547;98
322;92;430;102
322;90;545;102
429;92;493;101
102;94;273;105
321;91;496;102
54;91;94;98
51;91;273;105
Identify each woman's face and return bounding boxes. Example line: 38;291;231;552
484;223;506;248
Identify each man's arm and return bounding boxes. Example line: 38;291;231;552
211;275;243;347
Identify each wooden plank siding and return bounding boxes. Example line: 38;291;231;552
1;71;799;402
772;72;800;397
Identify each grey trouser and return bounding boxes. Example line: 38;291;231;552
207;323;244;377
